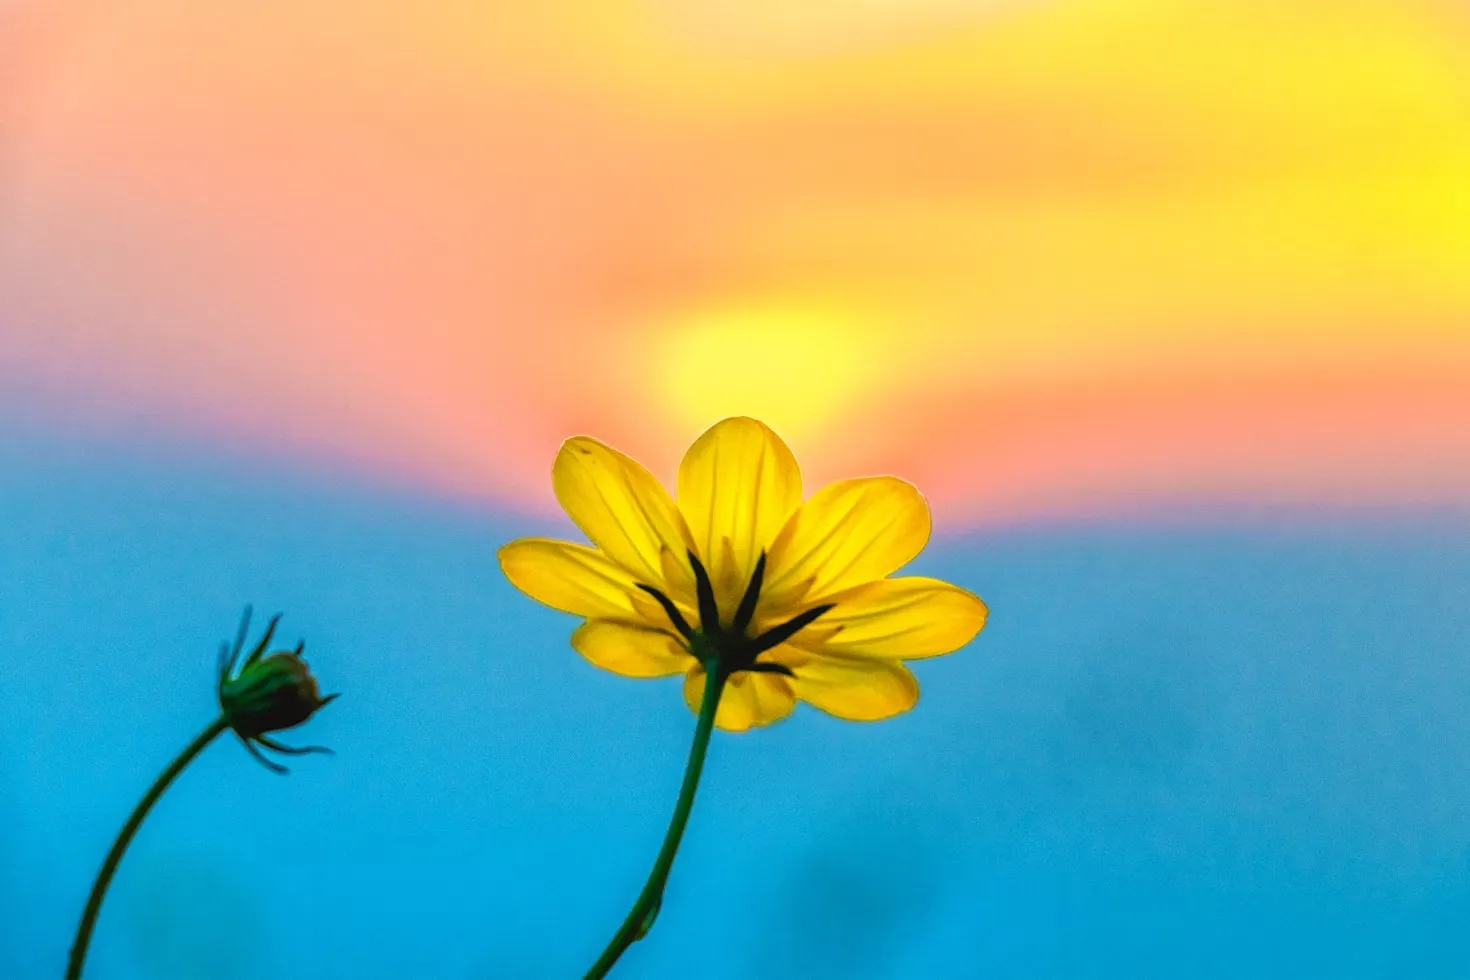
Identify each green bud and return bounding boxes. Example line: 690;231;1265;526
221;649;336;738
216;607;338;774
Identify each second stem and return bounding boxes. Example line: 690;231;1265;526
66;715;229;980
583;665;727;980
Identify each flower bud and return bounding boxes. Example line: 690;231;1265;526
216;607;338;773
221;649;336;738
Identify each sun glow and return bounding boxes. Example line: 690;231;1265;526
3;0;1470;520
655;302;891;444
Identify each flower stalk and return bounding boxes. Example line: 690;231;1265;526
65;608;335;980
65;716;229;980
583;662;728;979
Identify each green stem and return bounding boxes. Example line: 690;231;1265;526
583;666;727;980
66;715;230;980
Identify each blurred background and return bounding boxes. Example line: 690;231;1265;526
3;1;1469;977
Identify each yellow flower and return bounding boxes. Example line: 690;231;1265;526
499;417;987;731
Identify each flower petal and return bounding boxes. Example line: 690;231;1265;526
552;436;695;597
498;537;642;619
683;665;796;732
791;577;987;659
677;417;802;619
769;648;920;722
573;620;690;678
763;477;932;607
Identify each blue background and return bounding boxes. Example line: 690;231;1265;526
5;425;1470;978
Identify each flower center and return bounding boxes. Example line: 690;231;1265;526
637;550;834;676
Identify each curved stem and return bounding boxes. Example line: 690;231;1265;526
583;667;727;980
66;715;230;980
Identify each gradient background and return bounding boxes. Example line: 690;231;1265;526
4;2;1470;977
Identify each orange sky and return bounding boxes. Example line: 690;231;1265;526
2;1;1469;522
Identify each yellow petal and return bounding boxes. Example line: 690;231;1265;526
498;537;642;619
683;665;796;732
572;620;690;678
763;477;931;607
677;417;802;620
552;437;695;597
769;648;920;722
792;577;987;660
